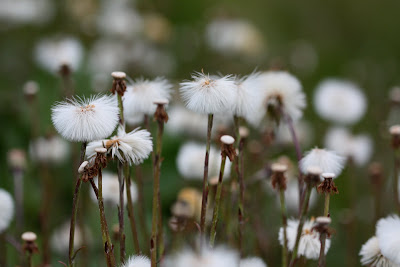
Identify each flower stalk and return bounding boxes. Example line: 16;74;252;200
125;165;141;254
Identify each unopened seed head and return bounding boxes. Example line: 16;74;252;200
389;125;400;136
316;216;331;225
221;135;235;145
306;166;322;176
239;126;249;138
322;172;335;179
111;71;126;79
271;163;288;173
78;161;89;174
95;147;107;154
153;98;169;105
22;232;37;242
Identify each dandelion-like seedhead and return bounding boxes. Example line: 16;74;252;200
0;189;14;233
359;236;398;267
122;255;151;267
280;219;331;259
257;71;306;122
176;142;232;180
86;126;153;165
162;246;239;267
300;148;346;178
239;257;268;267
232;73;264;125
30;135;70;164
180;72;237;114
376;215;400;265
314;79;367;125
90;172;138;206
51;95;119;142
123;77;172;117
324;127;373;166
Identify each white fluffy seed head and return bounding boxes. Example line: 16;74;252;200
154;98;169;105
122;255;150;267
162;246;239;267
376;214;400;264
359;236;398;267
300;148;346;178
30;135;70;164
324;127;373;166
280;219;331;259
314;79;367;125
0;189;14;233
220;135;235;145
90;172;138;206
51;95;119;142
180;72;237;114
239;257;267;267
176;142;232;180
111;71;126;79
322;173;335;179
256;71;306;122
123;77;172;116
22;231;37;242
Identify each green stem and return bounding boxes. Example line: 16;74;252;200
289;185;312;266
117;161;126;263
117;94;124;126
125;165;141;254
68;142;86;267
96;168;116;266
209;155;227;247
135;165;149;247
151;118;165;266
279;189;288;267
200;114;214;242
324;193;330;217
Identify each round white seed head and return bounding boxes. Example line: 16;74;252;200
221;135;235;145
316;216;331;225
23;81;39;96
111;71;126;79
78;161;89;174
239;126;249;138
389;125;400;136
306;166;322;176
153;98;169;105
22;232;37;242
271;163;288;173
322;172;335;179
95;147;107;154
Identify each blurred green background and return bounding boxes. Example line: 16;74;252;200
1;0;400;266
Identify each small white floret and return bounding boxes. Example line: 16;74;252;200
122;255;150;267
376;215;400;264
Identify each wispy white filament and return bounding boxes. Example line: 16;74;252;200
300;147;346;177
359;236;398;267
51;95;119;142
240;257;267;267
122;255;151;267
376;215;400;265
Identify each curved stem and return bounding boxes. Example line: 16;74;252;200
68;142;86;267
200;114;214;242
209;155;227;247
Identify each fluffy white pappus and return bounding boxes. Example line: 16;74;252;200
52;95;119;142
180;72;237;114
162;246;239;267
376;215;400;264
257;71;306;122
122;255;150;267
0;0;53;25
275;120;314;148
283;181;317;214
30;135;70;164
232;73;265;125
123;77;172;116
314;79;367;125
176;142;232;180
205;19;264;57
86;126;153;165
300;148;346;178
280;219;331;259
34;36;83;73
50;221;86;254
0;189;14;233
359;236;398;267
324;127;373;166
90;172;138;207
240;257;267;267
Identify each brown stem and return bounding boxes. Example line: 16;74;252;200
238;137;246;257
125;165;141;254
39;164;52;265
135;165;149;246
117;161;126;263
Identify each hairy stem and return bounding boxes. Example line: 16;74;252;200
125;165;141;254
209;155;227;247
68;142;86;267
200;114;214;242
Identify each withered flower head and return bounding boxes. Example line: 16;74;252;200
22;231;39;254
304;166;322;186
220;135;236;161
110;71;127;96
317;173;339;194
154;99;169;123
270;163;288;190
